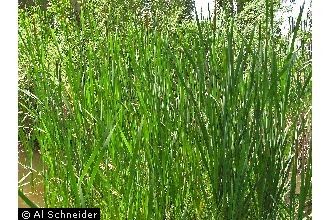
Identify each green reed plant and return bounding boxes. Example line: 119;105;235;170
18;0;311;219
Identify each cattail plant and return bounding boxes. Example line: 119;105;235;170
18;0;311;218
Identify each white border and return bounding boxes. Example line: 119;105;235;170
0;0;18;218
313;0;330;219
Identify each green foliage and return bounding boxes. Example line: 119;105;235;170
216;0;252;15
18;0;311;219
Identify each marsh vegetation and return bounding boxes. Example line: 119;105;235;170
18;0;312;219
